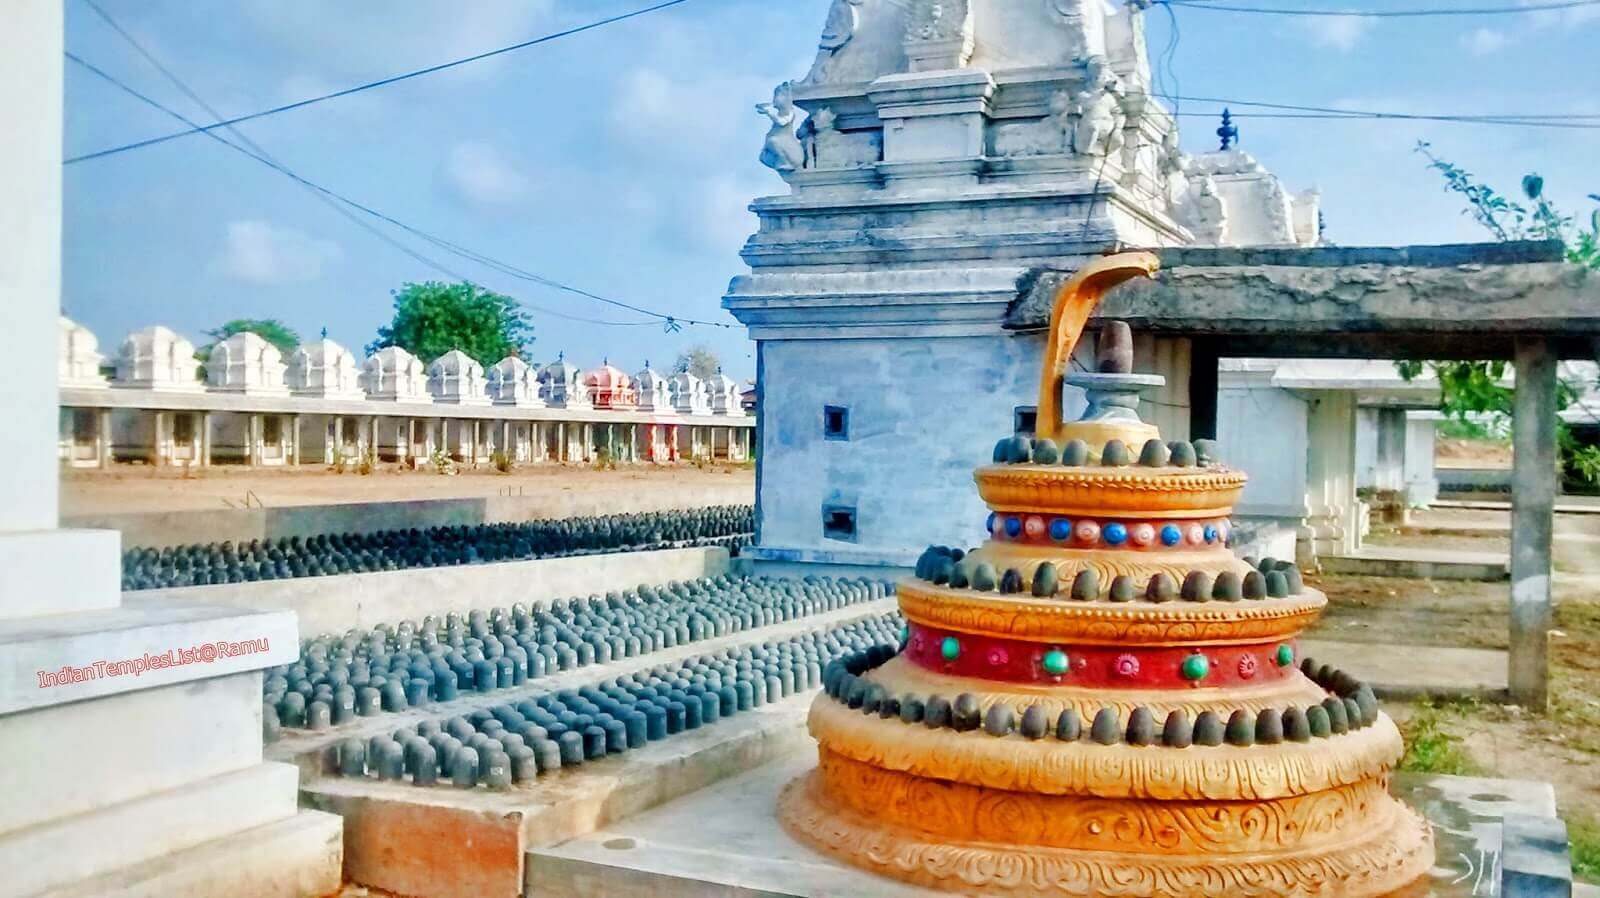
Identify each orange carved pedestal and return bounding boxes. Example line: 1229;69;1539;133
776;255;1432;897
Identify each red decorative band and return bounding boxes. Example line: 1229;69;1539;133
986;513;1230;551
903;623;1299;689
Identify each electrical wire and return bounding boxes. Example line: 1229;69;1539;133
66;51;718;329
1160;93;1600;128
65;0;692;165
1162;0;1600;16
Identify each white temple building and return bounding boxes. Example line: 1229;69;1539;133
426;349;491;407
206;331;290;396
115;325;202;392
287;338;365;400
670;371;710;416
487;356;544;408
59;316;107;389
538;356;591;409
361;346;432;404
634;363;672;413
59;323;750;470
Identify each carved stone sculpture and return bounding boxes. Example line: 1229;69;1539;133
992;90;1074;158
777;255;1433;897
1179;175;1229;244
1070;64;1127;157
804;107;880;169
805;0;867;83
903;0;974;71
757;82;805;174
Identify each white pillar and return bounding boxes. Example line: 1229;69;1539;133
1301;392;1360;566
291;414;302;465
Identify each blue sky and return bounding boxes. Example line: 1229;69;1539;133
62;1;1600;381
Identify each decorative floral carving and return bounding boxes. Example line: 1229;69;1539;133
779;769;1434;898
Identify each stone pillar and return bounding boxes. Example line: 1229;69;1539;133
0;9;337;892
248;414;262;467
291;414;302;465
1300;392;1360;567
97;408;112;468
1510;337;1557;709
1371;407;1408;524
329;416;343;464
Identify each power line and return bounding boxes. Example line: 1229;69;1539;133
1163;0;1600;16
67;51;729;329
73;0;498;316
65;0;692;165
1162;93;1600;128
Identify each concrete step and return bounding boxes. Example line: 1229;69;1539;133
0;595;296;715
1556;532;1600;573
306;689;821;898
1299;639;1508;701
142;545;733;636
267;596;898;774
2;762;303;897
1321;546;1508;581
530;759;1568;898
2;670;264;838
35;809;342;898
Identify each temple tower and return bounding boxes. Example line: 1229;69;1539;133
725;0;1317;575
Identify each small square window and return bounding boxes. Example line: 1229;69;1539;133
1014;406;1038;436
823;405;849;441
822;504;857;542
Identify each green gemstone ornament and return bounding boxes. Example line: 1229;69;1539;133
1180;653;1211;682
1042;650;1070;676
1275;644;1294;668
941;636;961;662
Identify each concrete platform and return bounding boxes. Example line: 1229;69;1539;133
1301;639;1509;701
142;545;734;636
0;595;297;714
36;809;343;898
306;689;820;898
1322;546;1510;582
530;755;1570;898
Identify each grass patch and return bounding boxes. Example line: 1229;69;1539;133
1397;699;1482;776
1570;811;1600;884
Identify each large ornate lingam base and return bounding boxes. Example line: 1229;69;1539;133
777;254;1433;897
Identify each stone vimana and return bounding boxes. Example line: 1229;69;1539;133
120;505;754;589
777;255;1433;897
266;574;889;735
325;613;902;790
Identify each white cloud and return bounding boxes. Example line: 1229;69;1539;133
1462;27;1509;56
437;141;532;209
210;220;341;285
609;67;773;165
1299;15;1374;52
692;174;761;254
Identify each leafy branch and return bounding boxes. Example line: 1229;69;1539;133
1405;144;1600;487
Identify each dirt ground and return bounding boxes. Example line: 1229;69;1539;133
1304;510;1600;880
60;462;755;516
1435;436;1513;468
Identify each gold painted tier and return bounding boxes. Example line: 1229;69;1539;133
975;464;1249;520
897;581;1328;647
779;757;1433;898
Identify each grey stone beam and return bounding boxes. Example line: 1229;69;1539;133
1005;243;1600;359
1511;337;1558;709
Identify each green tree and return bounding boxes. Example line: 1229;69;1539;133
673;344;722;380
1402;142;1600;487
201;318;301;356
195;318;301;379
368;281;534;366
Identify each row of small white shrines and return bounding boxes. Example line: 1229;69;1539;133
58;318;745;414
